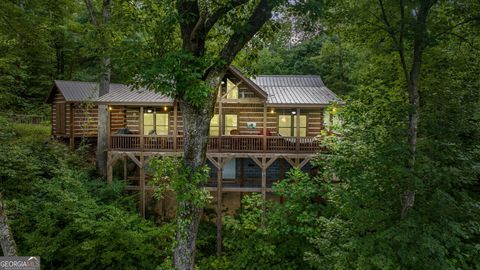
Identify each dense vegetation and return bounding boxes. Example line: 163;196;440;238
1;0;479;269
0;118;174;268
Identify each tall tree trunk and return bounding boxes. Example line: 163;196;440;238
174;72;224;270
85;0;112;177
172;1;273;268
0;193;17;256
400;0;433;219
96;57;110;177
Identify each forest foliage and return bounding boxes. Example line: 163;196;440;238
0;0;479;269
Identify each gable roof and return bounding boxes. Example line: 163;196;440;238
251;75;338;106
47;67;338;107
228;66;268;99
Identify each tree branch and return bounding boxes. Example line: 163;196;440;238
177;0;201;53
102;0;111;24
218;0;273;66
84;0;98;26
398;0;409;84
432;16;480;40
204;0;249;32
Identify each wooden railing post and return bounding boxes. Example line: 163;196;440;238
173;102;178;151
140;107;144;151
218;97;223;152
296;108;300;152
107;106;111;150
263;105;267;151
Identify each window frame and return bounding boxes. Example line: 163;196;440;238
224;114;238;135
209;114;239;136
277;113;307;137
143;108;169;135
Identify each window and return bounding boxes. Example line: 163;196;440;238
296;115;307;137
209;114;238;136
155;113;169;135
278;114;307;137
278;115;292;137
224;114;238;135
144;111;155;135
226;79;238;99
210;114;219;136
143;109;169;135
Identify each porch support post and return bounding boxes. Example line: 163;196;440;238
261;157;267;227
296;108;300;152
140;107;144;151
107;106;111;150
123;155;127;180
263;105;267;151
240;158;244;208
173;102;178;151
218;95;223;152
139;154;146;217
216;158;223;256
69;103;74;150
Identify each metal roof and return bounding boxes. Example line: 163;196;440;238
251;75;338;105
50;73;338;106
53;80;98;102
53;80;173;104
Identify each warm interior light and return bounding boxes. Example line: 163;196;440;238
270;108;275;114
108;106;112;111
291;110;297;115
146;109;153;113
163;106;168;111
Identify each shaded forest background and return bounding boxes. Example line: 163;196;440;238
1;0;480;269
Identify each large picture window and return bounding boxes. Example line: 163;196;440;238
278;114;307;137
209;114;238;136
224;114;238;135
143;109;169;135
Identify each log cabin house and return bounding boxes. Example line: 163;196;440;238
46;66;339;219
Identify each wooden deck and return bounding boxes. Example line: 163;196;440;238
109;134;320;153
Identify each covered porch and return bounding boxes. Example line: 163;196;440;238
106;104;324;154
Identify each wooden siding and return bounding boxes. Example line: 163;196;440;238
307;110;324;136
125;107;140;134
52;90;66;135
51;88;126;138
109;104;323;137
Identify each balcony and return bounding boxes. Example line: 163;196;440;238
109;134;320;153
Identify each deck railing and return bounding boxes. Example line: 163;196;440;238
110;134;319;153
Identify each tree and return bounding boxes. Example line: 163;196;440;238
123;1;306;268
84;0;112;177
173;2;275;268
302;0;480;268
373;0;436;218
0;193;17;256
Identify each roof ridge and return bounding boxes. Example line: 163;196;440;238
55;79;126;85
